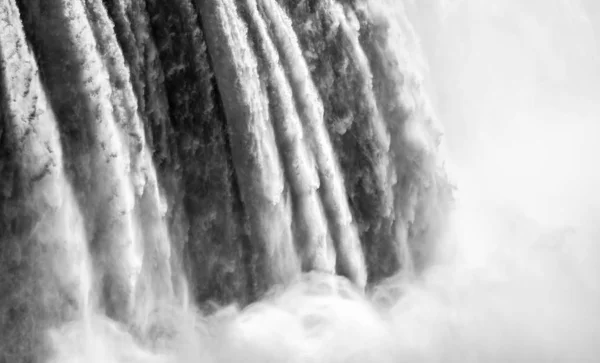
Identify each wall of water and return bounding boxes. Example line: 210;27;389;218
0;0;598;362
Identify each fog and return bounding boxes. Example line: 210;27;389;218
409;0;600;226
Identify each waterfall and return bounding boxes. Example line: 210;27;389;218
0;2;92;356
1;0;598;362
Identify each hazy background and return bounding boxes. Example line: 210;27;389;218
408;0;600;228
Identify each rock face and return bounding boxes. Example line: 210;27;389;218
0;0;451;360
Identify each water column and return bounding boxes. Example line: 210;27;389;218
199;0;302;289
241;0;336;275
353;1;450;273
83;0;178;320
267;0;400;285
259;0;369;287
0;0;91;357
15;0;168;322
144;0;252;304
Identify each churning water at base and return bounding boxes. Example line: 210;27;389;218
1;0;599;362
44;206;600;363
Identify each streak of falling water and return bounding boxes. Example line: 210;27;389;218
259;0;368;286
0;0;93;354
84;0;179;318
242;0;336;274
58;0;144;321
199;0;301;287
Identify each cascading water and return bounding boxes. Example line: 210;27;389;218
1;0;598;362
